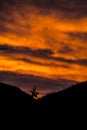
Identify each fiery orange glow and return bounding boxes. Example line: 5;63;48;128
0;1;87;94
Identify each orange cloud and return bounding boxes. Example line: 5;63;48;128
0;3;87;93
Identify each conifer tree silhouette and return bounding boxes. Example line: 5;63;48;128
30;84;39;98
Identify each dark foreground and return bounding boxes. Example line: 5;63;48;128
0;81;87;127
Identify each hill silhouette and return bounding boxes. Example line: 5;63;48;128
36;81;87;126
38;81;87;112
0;81;87;106
0;82;35;105
0;81;87;127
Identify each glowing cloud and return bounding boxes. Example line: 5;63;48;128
0;0;87;94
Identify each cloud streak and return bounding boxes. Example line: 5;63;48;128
0;71;76;94
0;44;87;67
0;0;87;94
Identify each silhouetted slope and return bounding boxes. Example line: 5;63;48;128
42;81;87;99
37;81;87;115
0;82;39;127
0;81;87;127
0;81;87;105
0;82;34;104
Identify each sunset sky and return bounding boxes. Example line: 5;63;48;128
0;0;87;95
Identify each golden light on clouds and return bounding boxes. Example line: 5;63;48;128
0;0;87;94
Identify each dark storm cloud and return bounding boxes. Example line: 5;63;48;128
53;57;87;67
20;0;87;13
0;44;87;67
0;0;87;19
18;57;58;67
67;32;87;41
0;14;30;36
0;44;54;58
58;45;73;54
77;59;87;66
0;25;9;34
0;44;57;67
0;18;23;35
0;0;86;94
17;57;87;68
0;71;76;94
33;49;54;58
28;0;87;19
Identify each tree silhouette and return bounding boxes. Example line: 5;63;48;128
30;84;39;98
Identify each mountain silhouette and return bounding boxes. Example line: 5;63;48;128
38;81;87;109
36;81;87;126
0;81;87;105
0;82;34;105
0;81;87;127
40;81;87;100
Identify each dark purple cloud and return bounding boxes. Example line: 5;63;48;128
0;0;86;95
0;0;87;19
58;45;74;54
0;44;54;58
0;71;76;94
53;57;87;67
67;32;87;41
0;44;87;67
17;57;58;67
